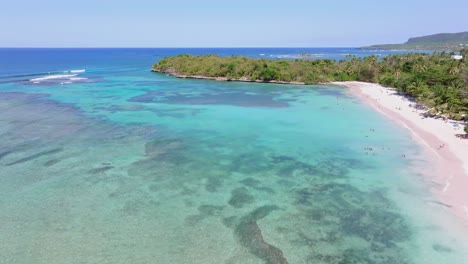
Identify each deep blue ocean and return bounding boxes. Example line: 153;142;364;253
0;48;467;264
0;47;429;78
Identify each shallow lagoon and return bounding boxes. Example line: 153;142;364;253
0;49;467;263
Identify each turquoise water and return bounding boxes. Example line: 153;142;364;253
0;49;467;263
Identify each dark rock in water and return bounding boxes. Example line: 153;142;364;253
293;181;412;262
44;159;62;167
93;104;147;114
247;205;280;221
294;183;350;206
270;155;297;163
184;204;224;226
6;148;63;166
240;177;275;194
309;249;377;264
205;176;223;192
307;254;342;264
240;177;262;187
270;155;320;178
198;204;224;216
339;249;370;263
276;179;295;187
432;244;452;253
234;205;288;264
128;89;291;108
271;154;365;179
144;139;181;156
340;208;411;247
230;153;270;174
293;232;316;247
222;216;238;228
185;214;205;225
307;209;326;221
237;222;288;264
88;165;114;174
228;187;254;208
0;92;49;101
0;150;14;160
257;186;275;194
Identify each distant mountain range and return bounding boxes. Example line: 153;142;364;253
362;32;468;51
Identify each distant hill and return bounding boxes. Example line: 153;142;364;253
362;32;468;51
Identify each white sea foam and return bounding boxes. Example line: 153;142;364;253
30;74;77;82
69;69;86;73
69;77;88;81
274;53;327;59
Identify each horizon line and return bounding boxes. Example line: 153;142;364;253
0;46;360;49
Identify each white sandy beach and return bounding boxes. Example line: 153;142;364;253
332;81;468;222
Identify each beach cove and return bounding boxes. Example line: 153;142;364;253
1;48;468;263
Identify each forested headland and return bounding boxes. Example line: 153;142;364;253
152;50;468;120
362;31;468;51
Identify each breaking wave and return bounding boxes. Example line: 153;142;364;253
69;69;86;73
0;69;88;84
30;74;78;83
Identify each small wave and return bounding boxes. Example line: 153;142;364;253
0;71;64;80
26;70;94;85
69;69;86;73
276;54;324;59
0;69;90;85
30;74;77;82
69;77;88;81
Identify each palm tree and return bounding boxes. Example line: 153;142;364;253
448;63;461;75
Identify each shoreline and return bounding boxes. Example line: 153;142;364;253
151;69;306;85
331;81;468;222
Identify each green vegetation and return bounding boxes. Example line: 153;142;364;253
362;32;468;51
465;125;468;134
152;50;468;119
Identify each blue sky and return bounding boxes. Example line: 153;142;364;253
0;0;466;47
